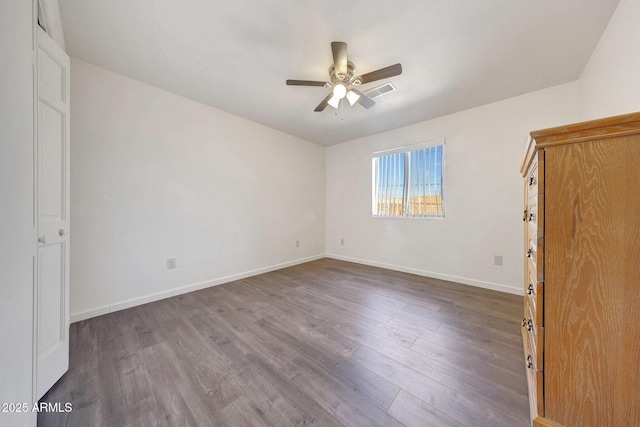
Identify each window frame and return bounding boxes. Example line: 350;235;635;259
371;138;446;219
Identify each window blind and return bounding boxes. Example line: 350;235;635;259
372;141;444;218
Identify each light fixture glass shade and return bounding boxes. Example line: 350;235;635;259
332;83;347;99
327;95;340;109
346;90;360;106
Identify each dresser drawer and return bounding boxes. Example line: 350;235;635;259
522;327;536;417
525;202;537;224
527;157;538;200
526;269;544;327
522;322;544;419
524;296;544;372
524;202;537;235
526;257;539;295
526;239;537;268
527;216;537;242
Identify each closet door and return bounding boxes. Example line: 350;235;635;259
35;26;70;399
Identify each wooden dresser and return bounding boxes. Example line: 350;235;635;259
520;112;640;427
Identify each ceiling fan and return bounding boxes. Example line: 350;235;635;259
286;41;402;112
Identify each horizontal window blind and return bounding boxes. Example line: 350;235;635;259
373;141;444;218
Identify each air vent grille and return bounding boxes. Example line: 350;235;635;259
364;82;396;99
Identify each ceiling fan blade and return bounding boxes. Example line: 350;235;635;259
357;63;402;84
350;89;375;109
286;79;328;87
314;92;334;112
331;41;348;78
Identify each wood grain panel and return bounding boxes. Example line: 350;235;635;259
533;415;564;427
537;149;545;241
39;259;530;426
388;390;466;427
528;160;539;198
531;112;640;148
535;369;544;417
522;324;538;420
544;136;640;426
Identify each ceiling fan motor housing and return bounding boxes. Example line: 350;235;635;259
329;61;358;86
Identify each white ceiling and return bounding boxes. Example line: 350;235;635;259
58;0;619;146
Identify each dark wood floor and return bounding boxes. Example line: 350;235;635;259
39;258;529;426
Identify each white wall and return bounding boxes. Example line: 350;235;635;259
326;83;580;294
70;59;325;321
579;0;640;119
0;1;37;426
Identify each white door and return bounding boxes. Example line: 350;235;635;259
35;26;70;400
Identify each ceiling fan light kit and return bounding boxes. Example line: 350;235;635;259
327;95;340;109
332;82;347;99
286;41;402;112
346;90;360;106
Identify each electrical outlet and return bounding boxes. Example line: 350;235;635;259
296;240;300;248
494;255;503;266
340;238;344;246
167;258;177;269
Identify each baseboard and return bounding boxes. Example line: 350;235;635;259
325;253;523;296
70;254;325;323
71;252;522;322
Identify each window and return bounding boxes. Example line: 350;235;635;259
372;140;445;218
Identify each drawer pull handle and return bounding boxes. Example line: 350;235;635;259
523;209;528;222
526;318;534;331
522;317;527;327
527;283;534;295
526;249;533;258
528;212;535;221
527;355;533;369
529;176;535;186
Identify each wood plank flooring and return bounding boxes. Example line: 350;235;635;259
38;258;529;426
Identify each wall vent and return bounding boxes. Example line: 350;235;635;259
364;82;396;99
